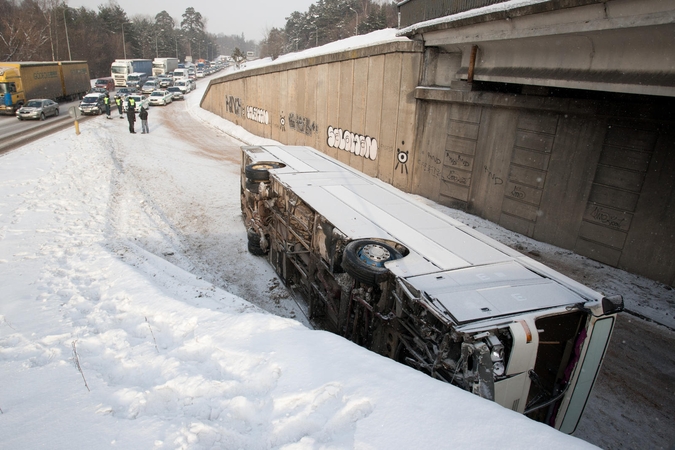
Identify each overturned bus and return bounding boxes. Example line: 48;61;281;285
240;145;623;433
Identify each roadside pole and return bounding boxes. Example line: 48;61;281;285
68;106;81;135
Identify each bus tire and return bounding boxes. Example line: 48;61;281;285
247;230;267;256
245;179;260;193
245;161;285;182
342;239;402;286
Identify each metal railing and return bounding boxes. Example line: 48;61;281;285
398;0;511;28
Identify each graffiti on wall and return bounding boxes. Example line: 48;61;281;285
288;113;318;136
225;95;269;125
327;126;378;160
591;206;626;229
395;141;409;175
484;166;504;185
246;106;269;124
418;152;442;178
225;95;244;117
510;185;526;200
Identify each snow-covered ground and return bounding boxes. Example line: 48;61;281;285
1;29;673;449
0;77;603;448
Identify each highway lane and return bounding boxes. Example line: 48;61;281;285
0;98;82;137
0;98;92;154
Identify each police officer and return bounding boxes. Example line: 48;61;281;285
115;95;123;118
104;95;111;119
127;96;136;111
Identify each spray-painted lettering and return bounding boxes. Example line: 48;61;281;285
446;170;469;185
289;113;318;135
246;106;269;124
484;166;504;185
591;206;625;229
446;152;471;167
225;95;244;116
327;126;378;160
511;185;526;199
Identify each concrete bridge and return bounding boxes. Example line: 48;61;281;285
202;0;675;286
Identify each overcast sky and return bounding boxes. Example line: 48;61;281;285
66;0;319;41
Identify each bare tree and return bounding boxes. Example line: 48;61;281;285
0;0;52;61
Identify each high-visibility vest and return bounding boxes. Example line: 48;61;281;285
128;98;136;108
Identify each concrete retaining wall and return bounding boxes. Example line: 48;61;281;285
201;42;675;286
201;41;423;192
414;87;675;286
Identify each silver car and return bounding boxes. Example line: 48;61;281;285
141;81;159;95
166;87;184;100
16;99;59;121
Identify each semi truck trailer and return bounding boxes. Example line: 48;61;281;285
152;57;179;76
110;59;152;87
0;61;90;115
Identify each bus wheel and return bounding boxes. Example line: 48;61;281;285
247;229;267;256
342;239;402;286
245;161;285;182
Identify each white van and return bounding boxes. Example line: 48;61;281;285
173;79;191;94
172;68;189;80
240;145;623;433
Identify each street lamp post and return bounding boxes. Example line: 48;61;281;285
349;7;359;36
155;29;163;58
63;7;72;61
312;14;319;47
121;22;131;59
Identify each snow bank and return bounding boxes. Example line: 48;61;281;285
0;80;596;448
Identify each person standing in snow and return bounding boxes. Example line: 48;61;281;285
126;105;136;133
139;106;149;134
115;95;123;118
104;95;111;119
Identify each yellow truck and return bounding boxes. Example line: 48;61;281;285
0;61;90;115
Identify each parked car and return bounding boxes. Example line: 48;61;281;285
123;94;150;113
16;98;59;120
166;87;184;101
141;80;159;95
174;79;191;94
148;90;173;106
78;93;106;115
